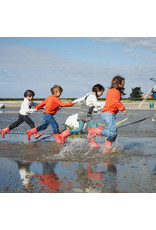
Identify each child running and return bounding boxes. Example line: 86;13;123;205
59;84;105;147
26;85;74;143
0;90;42;139
88;76;127;153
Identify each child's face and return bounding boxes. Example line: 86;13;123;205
119;80;125;88
54;91;61;98
97;90;104;97
26;95;33;101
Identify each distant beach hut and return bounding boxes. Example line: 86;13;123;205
153;92;156;100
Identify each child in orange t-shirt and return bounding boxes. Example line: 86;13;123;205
26;85;74;143
88;76;127;153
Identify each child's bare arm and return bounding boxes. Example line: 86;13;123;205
123;110;127;115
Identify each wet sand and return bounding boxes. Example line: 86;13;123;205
0;104;156;192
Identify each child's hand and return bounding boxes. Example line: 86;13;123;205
73;99;78;104
123;110;127;115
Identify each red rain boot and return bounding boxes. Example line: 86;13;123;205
53;133;61;144
0;127;10;138
33;133;43;139
89;137;101;148
59;129;71;145
104;140;112;153
88;127;103;142
26;127;37;140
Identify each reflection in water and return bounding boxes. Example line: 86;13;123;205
35;162;73;193
17;161;34;188
86;162;117;193
1;155;156;192
15;160;118;193
152;165;156;175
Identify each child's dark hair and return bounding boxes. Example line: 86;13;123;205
92;84;105;97
51;85;63;95
110;75;126;95
24;90;35;98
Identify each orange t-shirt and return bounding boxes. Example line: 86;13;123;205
102;88;125;114
35;95;73;115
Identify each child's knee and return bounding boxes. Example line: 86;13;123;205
70;127;83;134
41;123;49;130
77;126;84;132
52;124;59;133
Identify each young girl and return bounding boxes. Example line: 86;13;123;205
26;85;74;143
0;90;42;139
59;84;105;147
88;76;127;153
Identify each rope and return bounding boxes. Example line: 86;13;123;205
116;88;152;126
97;115;154;129
117;115;153;128
97;87;154;128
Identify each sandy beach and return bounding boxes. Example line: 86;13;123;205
0;101;156;193
0;100;156;110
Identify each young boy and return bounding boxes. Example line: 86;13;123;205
0;90;42;139
26;85;74;143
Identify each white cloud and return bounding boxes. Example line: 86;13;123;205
0;43;156;98
122;49;133;54
92;37;156;53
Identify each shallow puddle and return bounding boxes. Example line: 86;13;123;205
0;107;156;192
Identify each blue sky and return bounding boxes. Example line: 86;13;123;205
0;37;156;98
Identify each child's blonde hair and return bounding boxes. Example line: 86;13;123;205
51;85;63;95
